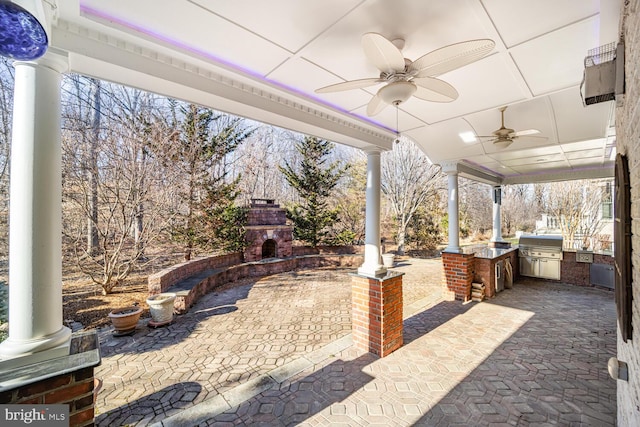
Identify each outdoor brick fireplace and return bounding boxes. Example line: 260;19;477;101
244;199;293;262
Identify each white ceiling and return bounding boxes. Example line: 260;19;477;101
50;0;621;184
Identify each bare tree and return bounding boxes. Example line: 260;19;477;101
87;78;100;255
539;180;607;249
0;58;14;259
458;179;491;239
381;138;444;255
501;184;537;235
62;79;174;294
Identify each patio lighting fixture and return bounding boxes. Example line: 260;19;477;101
378;81;417;106
492;138;513;149
459;131;477;143
0;0;48;60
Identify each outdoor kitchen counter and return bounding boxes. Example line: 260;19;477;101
466;246;519;299
472;246;518;259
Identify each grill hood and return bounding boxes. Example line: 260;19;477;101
518;234;563;249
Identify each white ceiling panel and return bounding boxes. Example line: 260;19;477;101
488;144;563;161
509;160;570;174
82;0;291;76
481;0;600;47
191;0;363;53
564;149;604;160
568;157;609;167
561;138;609;152
550;89;613;142
412;53;529;124
510;17;602;95
269;57;374;112
501;152;567;167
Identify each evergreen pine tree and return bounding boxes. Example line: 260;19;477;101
279;136;348;247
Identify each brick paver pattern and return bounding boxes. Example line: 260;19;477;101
94;258;616;426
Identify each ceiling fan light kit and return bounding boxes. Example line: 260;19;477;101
315;32;495;116
378;81;417;105
492;139;513;149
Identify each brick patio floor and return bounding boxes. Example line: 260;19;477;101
94;257;616;426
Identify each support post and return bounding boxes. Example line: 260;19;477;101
358;149;385;277
0;49;71;363
442;163;461;253
490;185;510;248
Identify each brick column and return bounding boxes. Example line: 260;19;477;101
351;271;404;357
442;251;475;301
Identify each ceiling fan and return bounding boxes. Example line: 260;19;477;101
475;106;544;149
315;32;495;116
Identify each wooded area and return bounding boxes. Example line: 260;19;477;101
0;59;613;296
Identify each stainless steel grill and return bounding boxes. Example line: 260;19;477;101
518;235;563;280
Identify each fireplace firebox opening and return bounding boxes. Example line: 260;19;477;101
262;239;277;259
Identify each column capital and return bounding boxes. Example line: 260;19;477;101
15;47;69;74
440;161;459;175
363;147;384;156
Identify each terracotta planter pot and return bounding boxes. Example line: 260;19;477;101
108;306;143;334
146;293;176;324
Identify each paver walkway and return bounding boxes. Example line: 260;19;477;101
94;258;616;426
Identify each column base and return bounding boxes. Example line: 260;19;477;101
442;252;475;302
0;331;100;427
357;263;387;278
0;326;71;367
351;271;404;357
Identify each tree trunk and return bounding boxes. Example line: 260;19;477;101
87;78;100;256
134;148;146;258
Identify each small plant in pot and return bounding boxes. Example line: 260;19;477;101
108;303;143;336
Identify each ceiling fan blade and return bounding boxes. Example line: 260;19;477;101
362;32;405;73
511;129;541;137
366;94;388;116
315;78;382;93
410;39;495;77
413;77;458;102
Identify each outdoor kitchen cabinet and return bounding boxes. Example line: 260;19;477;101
519;256;561;280
518;235;563;280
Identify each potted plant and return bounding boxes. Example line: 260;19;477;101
108;304;143;335
146;292;176;326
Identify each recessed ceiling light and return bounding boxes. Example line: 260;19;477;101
459;131;477;143
536;158;547;162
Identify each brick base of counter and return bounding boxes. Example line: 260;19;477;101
351;272;404;357
442;252;475;301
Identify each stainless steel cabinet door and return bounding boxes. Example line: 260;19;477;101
519;257;535;277
538;258;561;280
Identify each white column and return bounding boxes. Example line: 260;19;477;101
0;49;71;361
358;149;386;277
443;164;461;253
490;186;504;242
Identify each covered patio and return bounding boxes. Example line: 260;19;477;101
94;258;615;426
0;0;633;425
